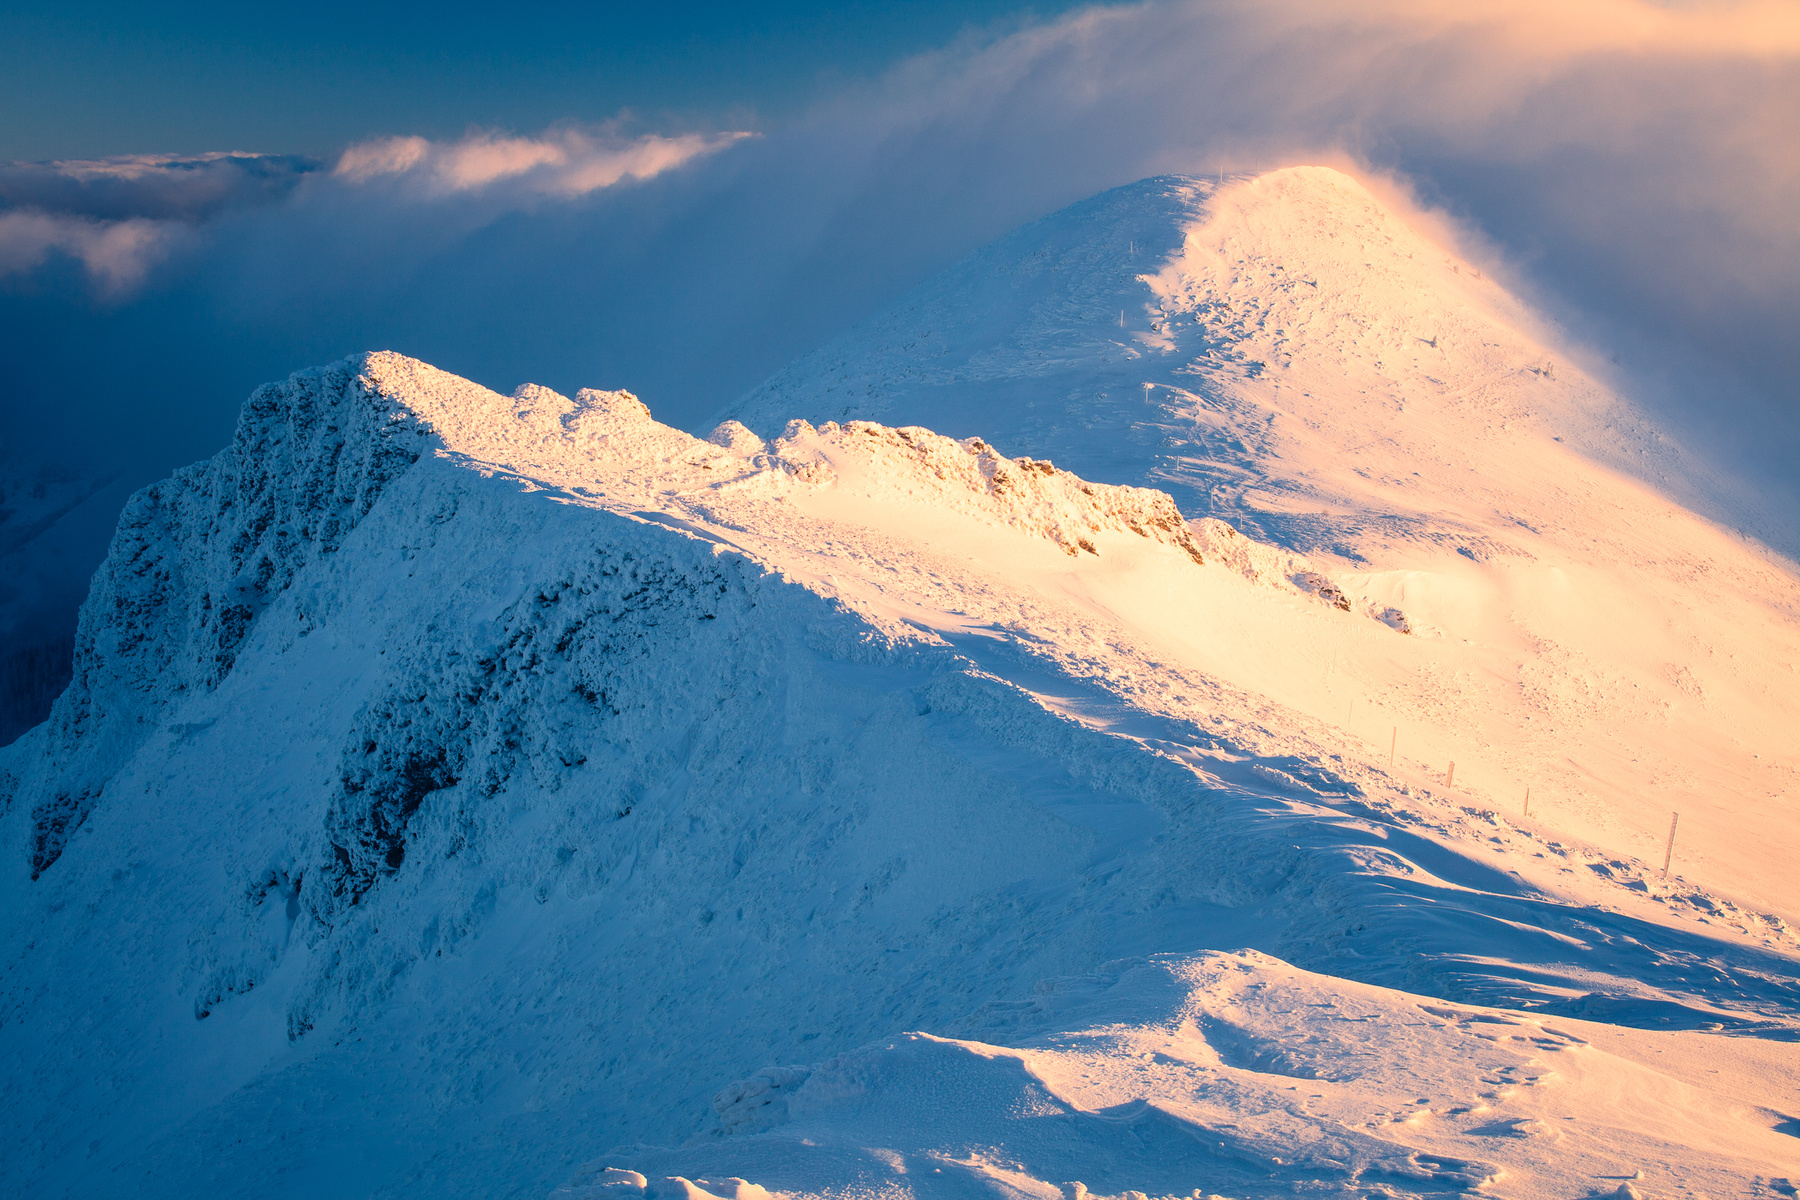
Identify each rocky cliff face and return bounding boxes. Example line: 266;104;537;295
13;360;429;874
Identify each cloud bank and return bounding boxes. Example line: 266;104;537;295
1;0;1795;602
0;129;747;298
333;128;753;198
0;211;178;295
0;152;317;221
0;152;318;294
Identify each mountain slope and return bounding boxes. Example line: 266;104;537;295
729;167;1800;917
581;952;1800;1200
1;349;1795;1199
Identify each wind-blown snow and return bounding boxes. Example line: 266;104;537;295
2;168;1797;1200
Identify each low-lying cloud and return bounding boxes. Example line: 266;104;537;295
0;152;314;297
0;152;317;222
0;211;177;295
0;130;749;297
333;128;753;198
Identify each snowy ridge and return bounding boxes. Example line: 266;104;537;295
729;165;1800;916
0;174;1797;1200
2;350;1484;1197
727;167;1696;555
16;353;1311;882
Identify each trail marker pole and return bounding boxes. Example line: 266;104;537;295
1661;811;1680;877
1348;698;1354;722
1389;727;1397;767
1445;762;1456;788
1522;786;1530;817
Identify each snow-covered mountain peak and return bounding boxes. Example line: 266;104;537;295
728;166;1683;564
1142;165;1543;374
1142;165;1556;440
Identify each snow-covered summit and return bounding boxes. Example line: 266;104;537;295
730;166;1698;560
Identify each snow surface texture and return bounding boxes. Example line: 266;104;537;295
0;170;1796;1200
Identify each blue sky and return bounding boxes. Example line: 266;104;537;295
0;1;1093;160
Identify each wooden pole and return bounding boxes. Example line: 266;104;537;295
1445;762;1455;788
1522;786;1530;817
1389;727;1397;767
1661;811;1680;877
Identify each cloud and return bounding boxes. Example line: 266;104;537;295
0;210;180;295
0;152;317;221
332;128;754;198
0;152;315;298
0;130;746;296
1334;0;1800;57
